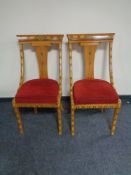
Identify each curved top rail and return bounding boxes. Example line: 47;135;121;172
67;33;115;43
17;34;64;43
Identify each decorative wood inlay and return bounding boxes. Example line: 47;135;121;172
68;43;74;107
13;34;64;135
19;43;24;87
17;34;64;42
67;33;115;43
35;46;49;79
81;43;99;79
67;33;121;136
71;108;75;136
109;42;114;86
12;99;24;134
111;100;121;135
58;44;62;96
57;107;62;135
31;42;51;79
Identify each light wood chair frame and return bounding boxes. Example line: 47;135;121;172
67;33;121;136
12;34;64;135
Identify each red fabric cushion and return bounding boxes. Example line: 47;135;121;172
73;79;119;104
15;79;59;104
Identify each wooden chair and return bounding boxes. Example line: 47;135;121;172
12;34;64;135
67;33;121;136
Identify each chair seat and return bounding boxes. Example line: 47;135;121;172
15;79;59;104
73;79;119;104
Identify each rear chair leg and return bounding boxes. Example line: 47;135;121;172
111;107;120;136
34;107;38;114
57;106;62;136
101;108;105;112
14;107;24;135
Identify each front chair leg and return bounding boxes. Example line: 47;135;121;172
71;108;75;136
14;107;24;135
111;107;120;136
57;106;62;136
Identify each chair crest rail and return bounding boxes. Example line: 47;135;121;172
67;33;115;43
17;34;64;84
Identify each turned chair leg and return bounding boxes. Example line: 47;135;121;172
14;107;24;135
57;106;62;136
111;107;120;136
71;108;75;136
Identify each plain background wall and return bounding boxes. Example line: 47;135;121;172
0;0;131;97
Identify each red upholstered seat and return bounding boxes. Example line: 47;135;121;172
73;79;119;104
15;79;59;104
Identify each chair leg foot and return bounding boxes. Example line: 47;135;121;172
111;107;120;136
14;107;24;135
57;107;62;136
71;108;75;136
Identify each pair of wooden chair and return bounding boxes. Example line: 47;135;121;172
12;33;121;136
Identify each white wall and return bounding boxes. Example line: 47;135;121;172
0;0;131;97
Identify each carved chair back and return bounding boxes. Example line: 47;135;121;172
67;33;115;89
17;35;64;93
